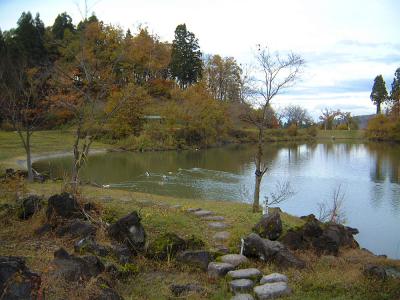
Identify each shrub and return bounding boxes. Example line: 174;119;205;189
366;115;392;140
306;125;318;137
287;124;298;136
336;124;348;130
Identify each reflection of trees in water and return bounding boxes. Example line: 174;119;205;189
367;142;400;212
390;187;400;214
367;143;400;184
370;184;385;209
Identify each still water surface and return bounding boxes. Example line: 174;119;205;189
34;141;400;259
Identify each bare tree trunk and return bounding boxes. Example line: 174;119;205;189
26;133;33;182
71;125;82;192
253;128;264;212
17;128;34;182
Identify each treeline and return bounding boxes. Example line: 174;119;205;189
367;71;400;141
0;11;275;148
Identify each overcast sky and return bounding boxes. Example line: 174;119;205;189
1;0;400;119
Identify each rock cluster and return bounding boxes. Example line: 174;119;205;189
243;233;306;269
281;214;359;255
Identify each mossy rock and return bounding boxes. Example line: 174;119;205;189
185;235;205;250
147;233;187;260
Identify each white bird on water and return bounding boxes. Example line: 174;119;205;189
102;184;110;188
145;171;150;177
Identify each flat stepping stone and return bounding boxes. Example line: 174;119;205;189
260;273;288;284
202;215;225;221
208;222;229;229
231;294;254;300
187;208;201;213
254;282;291;299
193;210;214;217
227;268;262;280
213;231;230;241
230;279;254;294
208;262;234;278
214;245;229;254
220;254;248;268
171;205;182;209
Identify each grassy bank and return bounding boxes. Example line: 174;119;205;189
0;130;111;172
0;181;399;299
316;129;365;140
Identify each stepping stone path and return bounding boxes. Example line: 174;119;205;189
193;210;214;217
231;294;254;300
213;231;230;242
187;208;201;213
186;207;292;298
254;282;291;299
220;254;248;268
208;222;229;229
260;273;288;284
202;215;225;221
208;262;235;278
230;279;254;293
187;207;231;250
227;268;262;280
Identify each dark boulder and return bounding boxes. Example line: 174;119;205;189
176;250;214;270
0;256;41;300
243;233;305;269
51;248;105;282
253;211;283;240
147;233;186;260
110;244;133;264
46;192;81;220
19;195;43;220
107;211;146;253
74;237;110;257
363;264;400;280
55;219;96;239
281;219;359;256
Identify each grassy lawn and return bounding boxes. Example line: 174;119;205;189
317;129;365;140
0;130;111;171
0;181;398;299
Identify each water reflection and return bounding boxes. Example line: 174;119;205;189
33;141;400;258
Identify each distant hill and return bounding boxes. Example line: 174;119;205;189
353;114;375;129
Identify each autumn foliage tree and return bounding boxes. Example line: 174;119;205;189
51;20;134;189
0;12;50;181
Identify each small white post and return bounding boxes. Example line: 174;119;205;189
240;238;244;255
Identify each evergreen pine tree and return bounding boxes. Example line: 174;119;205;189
370;75;388;114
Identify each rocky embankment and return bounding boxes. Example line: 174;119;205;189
1;192;399;299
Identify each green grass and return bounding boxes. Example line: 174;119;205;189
317;129;366;140
0;130;111;171
0;181;399;299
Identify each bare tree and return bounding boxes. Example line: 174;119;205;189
319;108;340;131
242;46;304;212
339;111;354;131
317;185;346;224
263;181;295;215
282;104;313;127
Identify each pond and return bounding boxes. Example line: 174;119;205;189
33;141;400;259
